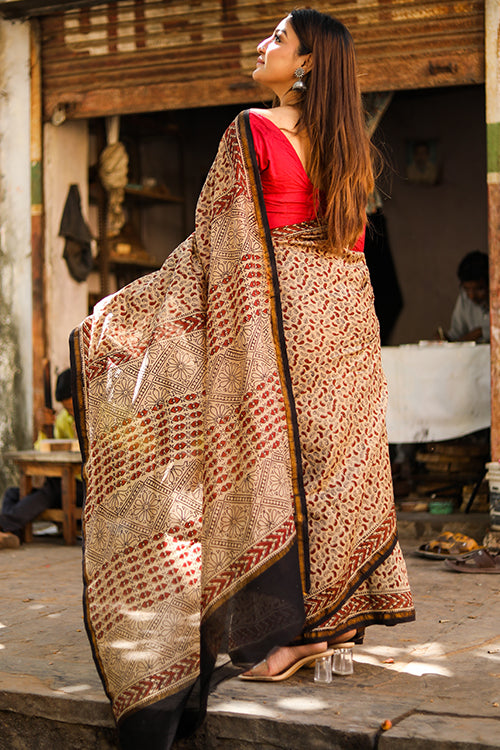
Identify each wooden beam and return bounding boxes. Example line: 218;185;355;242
41;52;484;122
0;0;98;20
485;0;500;460
31;21;48;442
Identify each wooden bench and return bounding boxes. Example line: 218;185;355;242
5;449;83;545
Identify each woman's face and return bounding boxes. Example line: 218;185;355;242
252;16;303;97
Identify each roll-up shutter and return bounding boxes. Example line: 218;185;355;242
40;0;485;121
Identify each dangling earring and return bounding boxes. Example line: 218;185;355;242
292;66;307;91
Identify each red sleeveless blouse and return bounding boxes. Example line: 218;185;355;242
249;111;365;252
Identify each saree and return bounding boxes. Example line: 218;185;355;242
70;111;414;746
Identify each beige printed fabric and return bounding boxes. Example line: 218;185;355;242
72;112;414;725
73;114;303;723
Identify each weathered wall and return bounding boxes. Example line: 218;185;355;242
0;18;32;490
379;84;487;344
43;119;89;380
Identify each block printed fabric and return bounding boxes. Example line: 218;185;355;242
71;111;414;733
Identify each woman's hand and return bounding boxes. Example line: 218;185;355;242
459;327;483;342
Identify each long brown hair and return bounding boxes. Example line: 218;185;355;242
289;8;374;252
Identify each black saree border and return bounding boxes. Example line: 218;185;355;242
69;325;117;707
69;326;88;466
238;110;310;594
300;525;415;639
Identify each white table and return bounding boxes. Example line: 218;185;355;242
381;343;490;443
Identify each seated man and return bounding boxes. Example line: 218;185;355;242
447;250;490;343
0;369;82;549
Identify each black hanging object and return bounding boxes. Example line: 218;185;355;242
59;184;94;282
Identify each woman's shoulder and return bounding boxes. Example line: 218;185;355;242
248;107;272;118
228;109;272;133
247;108;274;128
247;108;300;139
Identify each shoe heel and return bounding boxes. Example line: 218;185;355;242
314;654;332;683
332;646;354;675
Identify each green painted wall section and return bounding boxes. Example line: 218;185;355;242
487;121;500;175
31;160;42;206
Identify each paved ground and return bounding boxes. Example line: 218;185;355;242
0;517;499;749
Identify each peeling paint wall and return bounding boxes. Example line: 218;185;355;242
0;18;32;492
43;119;89;382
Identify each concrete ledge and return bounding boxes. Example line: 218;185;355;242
0;688;114;727
0;709;119;750
378;713;500;750
177;714;376;750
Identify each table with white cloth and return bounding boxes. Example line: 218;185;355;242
381;342;491;444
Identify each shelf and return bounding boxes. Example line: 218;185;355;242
111;254;159;268
125;184;182;203
88;115;185;303
396;511;489;522
97;250;160;269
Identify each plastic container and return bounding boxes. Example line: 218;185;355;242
485;462;500;530
428;499;454;515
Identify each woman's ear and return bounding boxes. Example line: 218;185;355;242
302;54;313;73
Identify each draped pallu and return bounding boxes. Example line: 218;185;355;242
71;111;414;732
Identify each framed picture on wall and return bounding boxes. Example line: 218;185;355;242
406;139;440;185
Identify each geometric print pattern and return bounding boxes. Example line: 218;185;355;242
73;115;300;722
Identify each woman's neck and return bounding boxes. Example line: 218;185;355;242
269;104;301;132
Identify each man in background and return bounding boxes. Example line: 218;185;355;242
446;250;490;343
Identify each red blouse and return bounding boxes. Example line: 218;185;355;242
249;110;365;252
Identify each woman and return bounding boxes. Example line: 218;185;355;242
71;8;415;749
